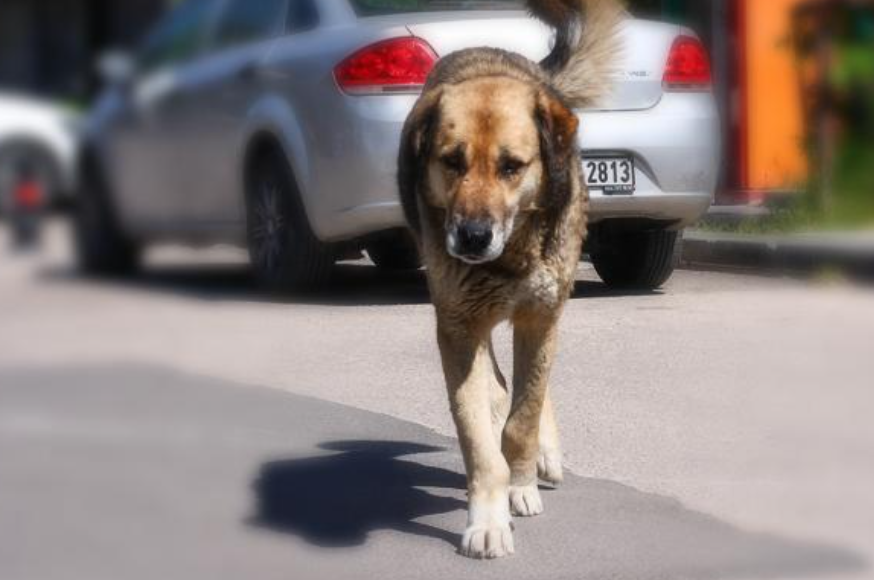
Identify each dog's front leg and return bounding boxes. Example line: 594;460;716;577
488;338;511;445
437;321;514;559
503;309;560;517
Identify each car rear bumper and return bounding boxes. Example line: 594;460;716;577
301;90;719;241
297;91;414;242
583;91;720;229
589;191;713;229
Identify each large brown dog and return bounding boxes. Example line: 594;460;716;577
398;0;624;559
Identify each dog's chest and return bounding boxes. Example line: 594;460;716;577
515;264;566;309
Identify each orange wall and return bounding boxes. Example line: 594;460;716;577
742;0;808;191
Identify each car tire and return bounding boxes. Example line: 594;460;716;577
366;231;421;272
591;229;680;290
74;157;140;276
246;148;333;293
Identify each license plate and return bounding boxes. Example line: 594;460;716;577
582;157;635;195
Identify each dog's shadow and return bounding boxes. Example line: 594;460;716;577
250;440;866;579
250;441;466;548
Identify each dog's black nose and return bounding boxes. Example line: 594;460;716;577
457;220;494;255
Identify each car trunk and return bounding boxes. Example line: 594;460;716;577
368;13;680;111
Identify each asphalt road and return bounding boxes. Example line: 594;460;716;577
1;223;873;580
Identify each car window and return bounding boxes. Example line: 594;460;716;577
138;0;220;72
349;0;523;16
212;0;289;50
287;0;320;32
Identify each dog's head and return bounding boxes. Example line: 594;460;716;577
400;76;579;265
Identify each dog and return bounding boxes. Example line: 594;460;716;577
397;0;624;559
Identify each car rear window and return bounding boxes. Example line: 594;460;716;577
350;0;524;16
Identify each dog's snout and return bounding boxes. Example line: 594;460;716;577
457;220;494;255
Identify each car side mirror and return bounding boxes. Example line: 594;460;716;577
98;51;136;86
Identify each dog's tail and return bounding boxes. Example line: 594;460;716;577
528;0;626;109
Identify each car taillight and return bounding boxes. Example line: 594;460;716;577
663;35;711;90
334;37;438;95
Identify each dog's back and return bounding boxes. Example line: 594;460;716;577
421;0;624;107
530;0;626;109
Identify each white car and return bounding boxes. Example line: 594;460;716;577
0;92;78;212
79;0;720;290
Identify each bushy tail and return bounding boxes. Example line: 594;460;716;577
528;0;626;109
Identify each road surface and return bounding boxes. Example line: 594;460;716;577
1;223;872;579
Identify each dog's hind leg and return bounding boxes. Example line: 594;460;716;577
538;389;564;485
438;321;514;559
503;309;560;517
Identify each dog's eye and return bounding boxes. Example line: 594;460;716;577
440;151;466;175
498;158;526;179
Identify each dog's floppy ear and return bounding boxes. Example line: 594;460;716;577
534;88;580;218
398;90;442;235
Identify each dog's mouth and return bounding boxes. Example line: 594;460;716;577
452;250;503;265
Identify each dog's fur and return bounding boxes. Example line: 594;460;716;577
398;0;624;559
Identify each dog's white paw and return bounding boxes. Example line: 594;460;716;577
537;447;564;486
461;497;514;559
509;484;544;517
460;522;515;559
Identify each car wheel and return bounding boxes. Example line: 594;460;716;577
366;230;421;272
74;157;140;275
591;229;680;290
246;149;333;293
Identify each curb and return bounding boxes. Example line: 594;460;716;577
681;230;874;280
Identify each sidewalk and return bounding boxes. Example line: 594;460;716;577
1;365;865;580
683;218;874;279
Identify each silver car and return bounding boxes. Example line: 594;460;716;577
77;0;719;290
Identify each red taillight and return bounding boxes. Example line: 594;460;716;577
663;35;711;90
334;37;438;95
14;180;43;210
